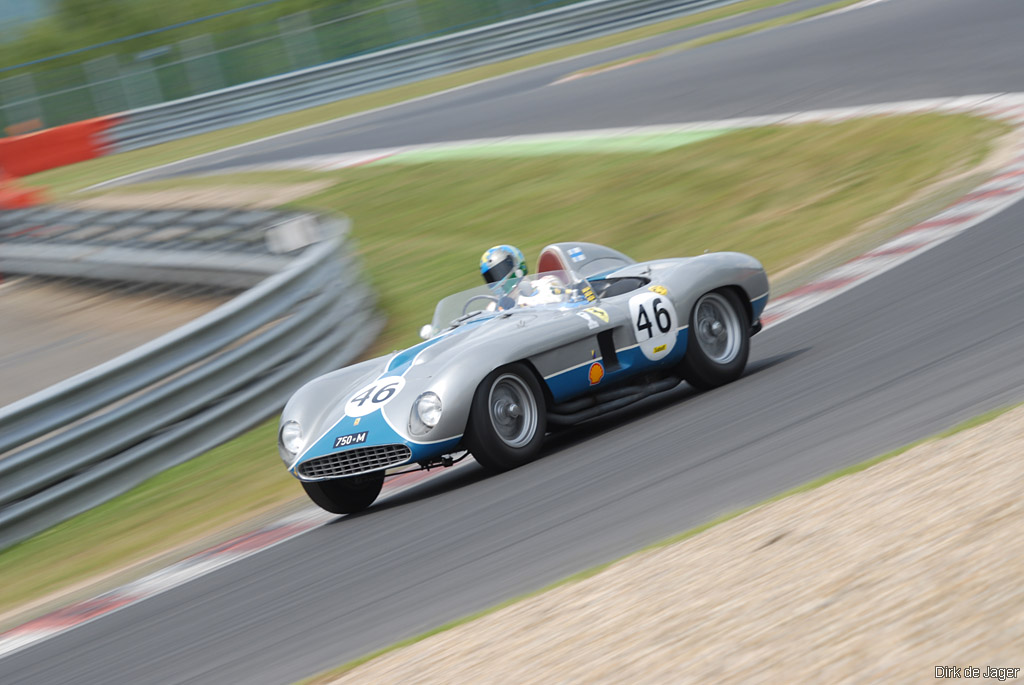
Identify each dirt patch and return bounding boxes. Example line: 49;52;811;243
328;406;1024;684
0;181;331;405
71;181;333;210
0;277;225;406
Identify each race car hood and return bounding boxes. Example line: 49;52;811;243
280;302;598;469
408;306;582;374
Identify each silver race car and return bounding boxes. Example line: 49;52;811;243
278;242;769;514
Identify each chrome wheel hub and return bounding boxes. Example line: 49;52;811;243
488;374;538;447
694;292;742;364
496;400;521;421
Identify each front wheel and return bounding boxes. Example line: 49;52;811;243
465;363;547;472
679;289;750;391
301;471;385;514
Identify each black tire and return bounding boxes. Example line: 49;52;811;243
679;288;750;391
301;471;385;514
465;363;547;472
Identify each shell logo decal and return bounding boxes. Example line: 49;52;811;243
649;284;668;296
588;361;605;386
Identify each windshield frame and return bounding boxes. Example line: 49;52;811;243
429;270;597;335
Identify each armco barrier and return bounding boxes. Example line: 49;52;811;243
109;0;725;152
0;208;382;551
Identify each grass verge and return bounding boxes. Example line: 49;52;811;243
122;112;1004;354
0;422;290;626
565;0;860;80
0;111;1006;626
302;400;1022;683
30;0;802;197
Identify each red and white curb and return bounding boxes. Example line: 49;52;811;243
4;92;1024;660
0;462;474;659
763;94;1024;327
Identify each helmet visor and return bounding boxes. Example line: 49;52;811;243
483;255;515;284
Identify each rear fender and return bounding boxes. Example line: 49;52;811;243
645;253;769;327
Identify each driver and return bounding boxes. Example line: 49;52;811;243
479;245;566;309
480;245;527;299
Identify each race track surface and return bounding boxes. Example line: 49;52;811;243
5;0;1024;682
134;0;1024;181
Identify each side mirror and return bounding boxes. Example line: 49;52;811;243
419;324;435;340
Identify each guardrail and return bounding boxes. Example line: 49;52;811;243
0;208;382;551
110;0;725;152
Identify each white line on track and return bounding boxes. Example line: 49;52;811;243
819;0;893;18
84;0;763;192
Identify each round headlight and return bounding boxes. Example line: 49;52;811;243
409;392;442;436
417;392;442;427
279;420;304;463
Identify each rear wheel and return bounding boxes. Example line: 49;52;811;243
466;363;547;472
301;471;385;514
680;289;750;391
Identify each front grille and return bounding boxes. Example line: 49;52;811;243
298;444;411;479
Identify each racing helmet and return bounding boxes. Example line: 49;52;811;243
480;245;527;294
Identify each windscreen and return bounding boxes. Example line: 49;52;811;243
428;271;597;335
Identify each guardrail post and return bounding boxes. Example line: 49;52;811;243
180;34;225;97
84;55;128;117
121;61;163;110
0;73;44;132
279;11;321;71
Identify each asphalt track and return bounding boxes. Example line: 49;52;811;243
5;0;1024;682
127;0;1024;181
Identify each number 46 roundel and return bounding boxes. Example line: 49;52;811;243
628;292;678;361
344;376;406;417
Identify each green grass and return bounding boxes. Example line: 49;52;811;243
372;129;732;160
239;113;1003;353
0;422;294;621
301;400;1023;683
567;0;860;79
0;111;1006;626
29;0;802;197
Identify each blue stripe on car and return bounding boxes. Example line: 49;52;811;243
543;328;689;403
751;292;769;320
384;315;493;375
293;317;493;471
291;407;462;478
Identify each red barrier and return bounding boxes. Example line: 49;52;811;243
0;171;46;209
0;115;122;179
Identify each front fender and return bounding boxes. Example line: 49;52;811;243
279;354;392;466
